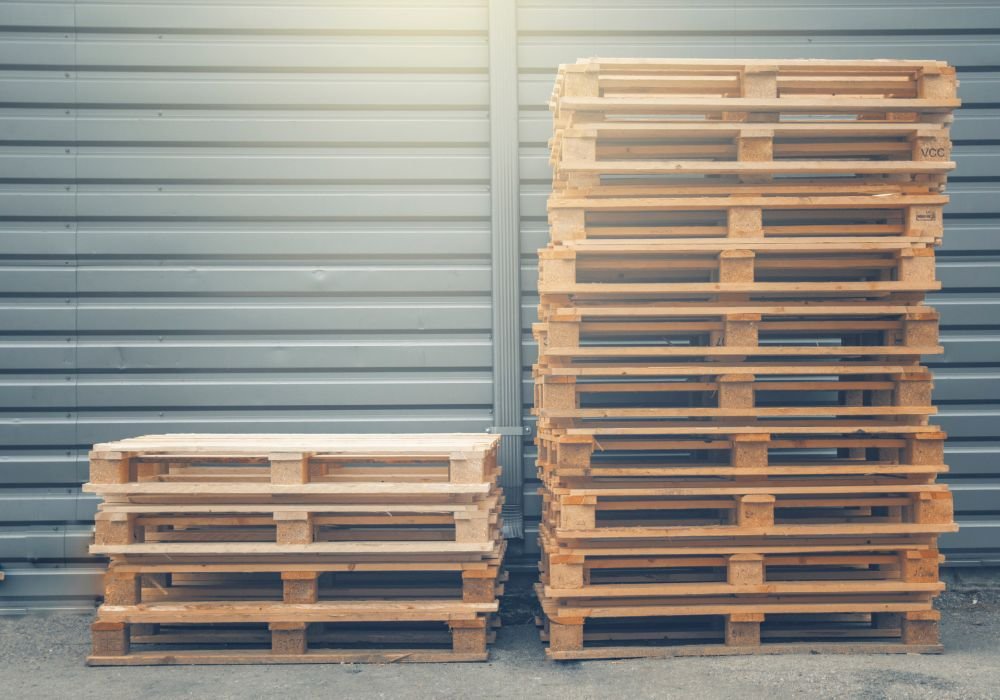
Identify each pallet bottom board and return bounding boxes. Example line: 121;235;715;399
87;649;488;666
90;616;497;665
128;624;500;646
545;641;942;661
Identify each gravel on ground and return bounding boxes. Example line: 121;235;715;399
2;586;999;700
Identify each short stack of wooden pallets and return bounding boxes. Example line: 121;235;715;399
84;433;504;665
534;58;960;660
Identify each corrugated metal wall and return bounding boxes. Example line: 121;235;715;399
0;0;997;610
514;0;1000;564
0;0;496;611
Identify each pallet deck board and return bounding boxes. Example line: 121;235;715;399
557;96;959;114
95;600;497;624
87;649;490;666
560;159;955;176
544;642;941;661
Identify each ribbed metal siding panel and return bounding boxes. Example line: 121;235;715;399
2;0;999;611
516;0;1000;564
0;0;493;610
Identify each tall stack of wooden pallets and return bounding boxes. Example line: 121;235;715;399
84;433;504;665
534;58;960;660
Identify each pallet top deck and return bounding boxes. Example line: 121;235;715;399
90;541;499;557
548;193;948;211
540;345;942;358
91;433;501;457
561;121;950;138
554;521;958;541
556;96;960;114
558;159;955;176
543;579;945;600
536;363;929;378
555;422;945;438
542;303;932;318
569;58;953;71
545;237;937;254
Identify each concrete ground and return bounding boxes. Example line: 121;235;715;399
3;586;999;700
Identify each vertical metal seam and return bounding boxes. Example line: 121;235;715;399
71;0;81;551
487;0;524;536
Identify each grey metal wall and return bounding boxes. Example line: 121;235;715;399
0;0;497;611
0;0;997;611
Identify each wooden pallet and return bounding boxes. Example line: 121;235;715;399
535;365;934;413
552;124;953;193
550;58;959;124
534;362;935;420
547;193;946;244
103;559;507;607
535;301;937;346
89;601;497;665
87;433;501;486
92;498;502;549
553;122;954;161
534;387;936;429
540;488;954;539
539;548;942;592
537;240;938;302
537;425;946;475
536;606;942;660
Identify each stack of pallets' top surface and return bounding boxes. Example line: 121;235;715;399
535;58;959;661
84;433;505;665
